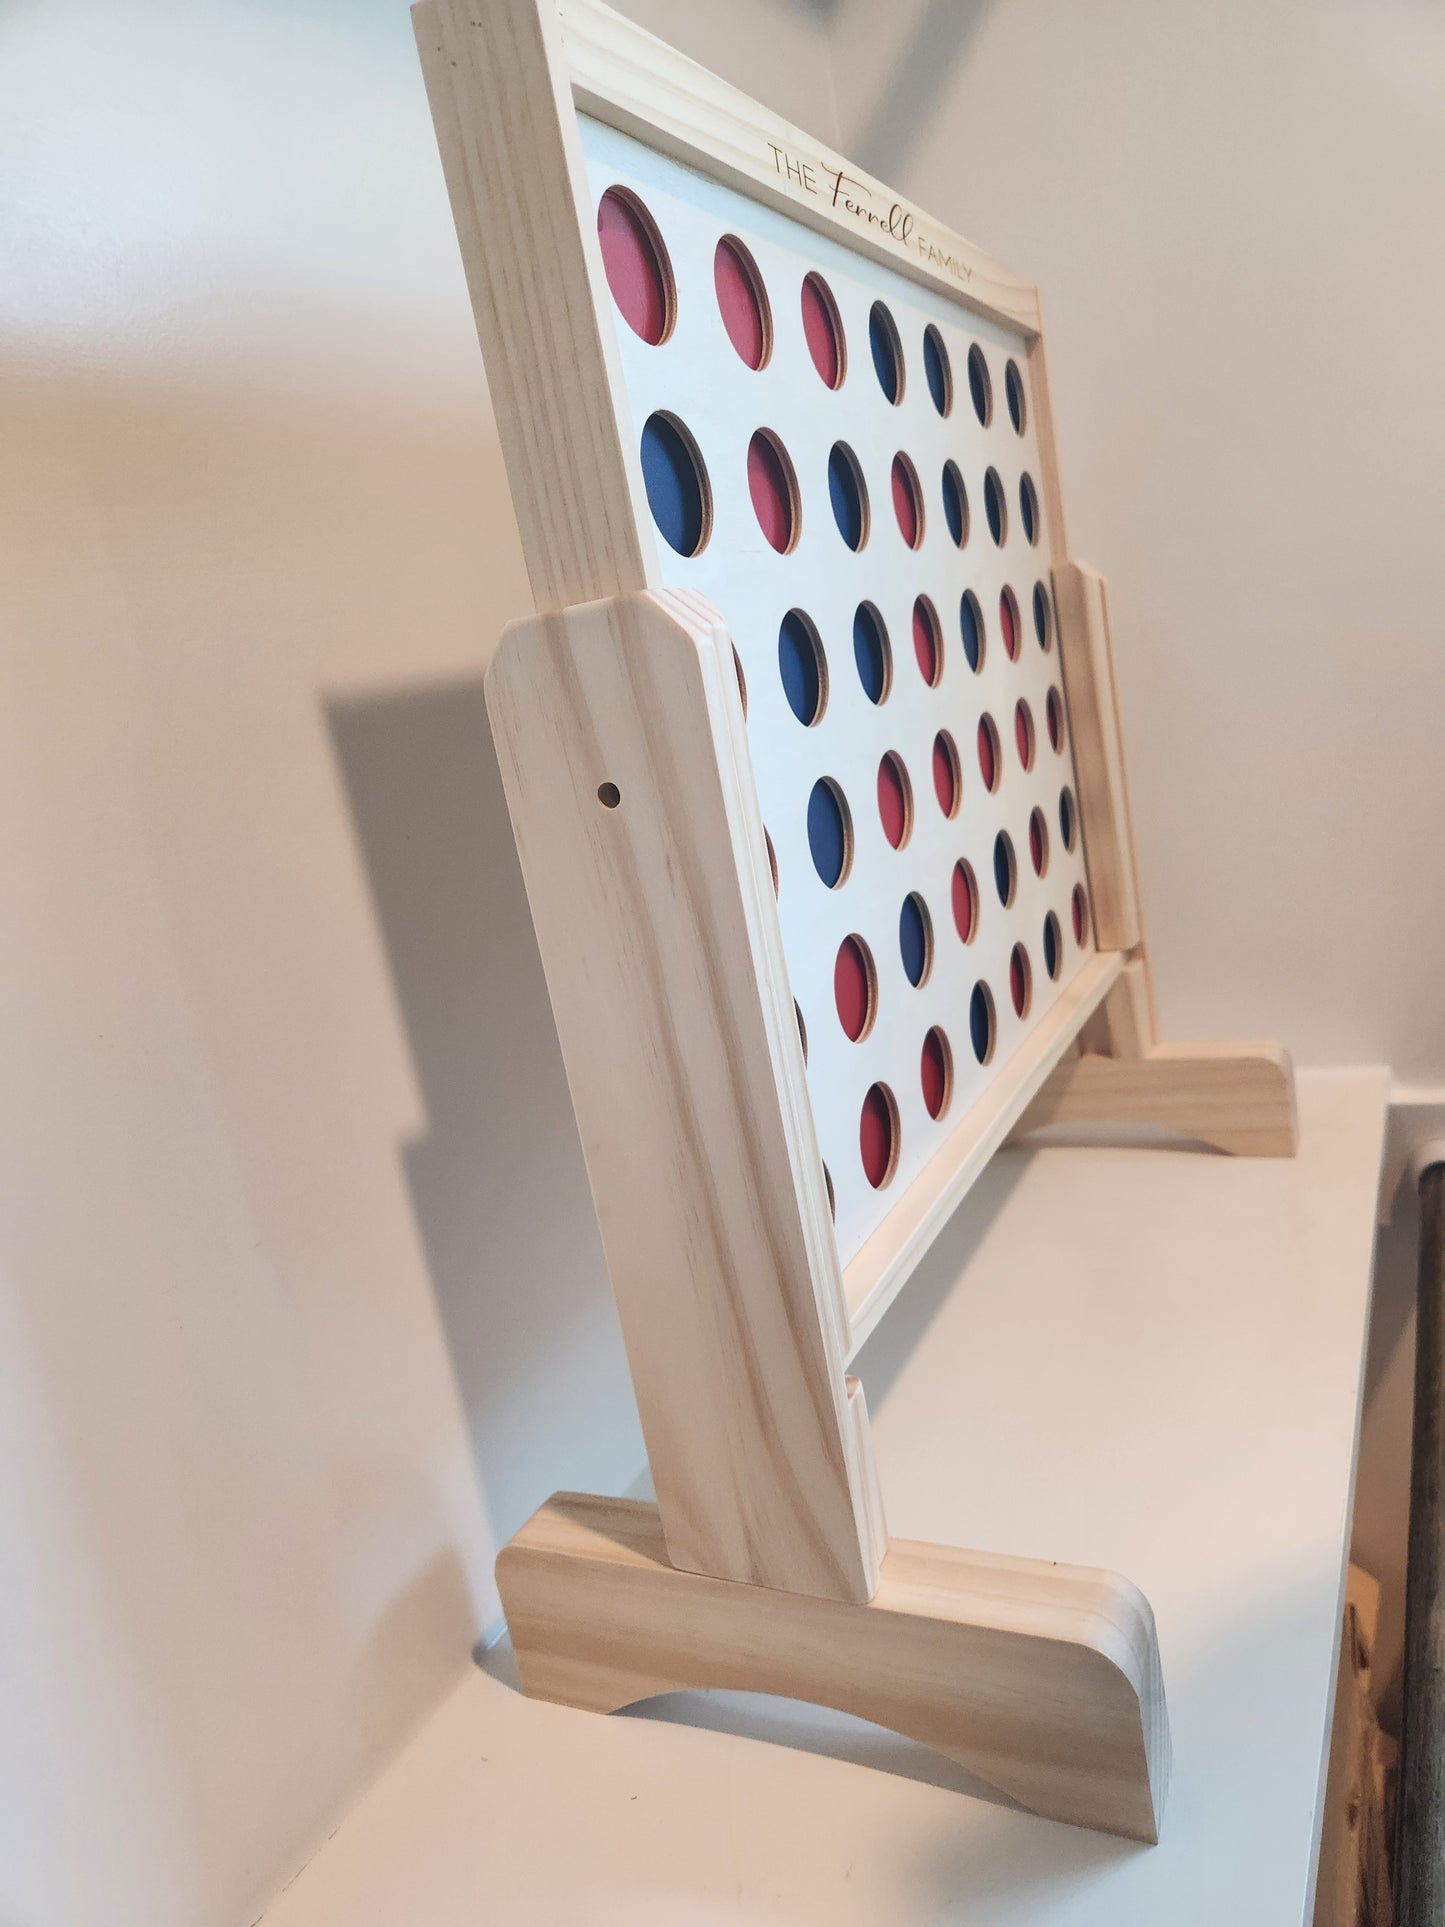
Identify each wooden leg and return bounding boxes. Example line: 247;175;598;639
497;1492;1171;1844
1018;1038;1299;1156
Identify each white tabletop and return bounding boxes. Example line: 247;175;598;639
263;1067;1388;1926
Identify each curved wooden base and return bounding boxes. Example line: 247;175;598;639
1018;1042;1299;1157
497;1492;1171;1843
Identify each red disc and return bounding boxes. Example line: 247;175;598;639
801;272;842;388
1009;944;1029;1017
977;715;998;791
597;189;669;345
714;237;768;370
891;454;921;548
834;935;873;1041
912;597;939;685
1072;885;1088;944
747;431;795;552
932;732;958;816
951;860;978;942
860;1082;896;1188
877;753;910;849
1015;699;1035;770
1000;587;1018;660
921;1028;950;1120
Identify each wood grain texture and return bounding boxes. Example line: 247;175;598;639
1052;562;1144;953
414;0;655;610
1018;1041;1300;1156
559;0;1041;333
499;1491;1171;1843
844;949;1123;1353
486;588;883;1601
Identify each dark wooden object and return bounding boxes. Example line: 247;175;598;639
1399;1159;1445;1924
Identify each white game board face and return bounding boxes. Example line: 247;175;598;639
583;117;1094;1266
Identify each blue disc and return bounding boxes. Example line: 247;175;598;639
807;779;848;888
640;413;706;556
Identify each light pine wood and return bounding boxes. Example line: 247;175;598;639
559;0;1041;333
1051;561;1144;954
843;949;1123;1352
414;0;656;610
1018;1039;1299;1156
487;588;883;1601
498;1491;1171;1843
1097;956;1158;1060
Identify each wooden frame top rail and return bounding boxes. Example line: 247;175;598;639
557;0;1043;335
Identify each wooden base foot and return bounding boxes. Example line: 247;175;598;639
497;1493;1171;1843
1017;1041;1299;1156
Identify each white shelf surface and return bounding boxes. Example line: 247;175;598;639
263;1067;1388;1926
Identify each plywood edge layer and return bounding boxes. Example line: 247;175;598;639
559;0;1042;334
844;948;1125;1352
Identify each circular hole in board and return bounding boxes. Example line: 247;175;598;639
1009;942;1033;1018
597;186;675;346
732;645;748;716
795;998;808;1062
597;782;621;809
993;830;1018;907
984;466;1008;545
977;713;1001;792
1046;685;1066;752
853;602;892;705
1072;883;1090;945
921;1025;953;1120
823;1162;836;1219
828;441;870;551
748;429;800;553
714;235;772;371
778;609;827;726
860;1082;901;1189
640;412;712;557
1014;698;1036;771
1000;585;1021;660
766;828;779;893
1043;910;1063;981
1059;785;1077;851
899;892;933;987
932;729;962;817
923;324;953;416
801;272;846;389
1020;473;1040;546
1028;805;1049;876
951;859;980;943
959;589;985;672
891;452;925;549
1006;358;1027;434
968;343;993;426
869;301;905;404
877;751;913;850
969;980;997;1064
1033;581;1053;650
912;595;943;686
834;933;878;1042
942;461;969;547
807;779;852;888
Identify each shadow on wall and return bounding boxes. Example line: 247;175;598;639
326;679;645;1586
842;0;992;184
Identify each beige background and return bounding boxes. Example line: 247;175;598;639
1;1;1439;1922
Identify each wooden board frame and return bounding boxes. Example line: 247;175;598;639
414;0;1295;1841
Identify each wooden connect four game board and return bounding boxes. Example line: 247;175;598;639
416;0;1297;1844
585;118;1093;1273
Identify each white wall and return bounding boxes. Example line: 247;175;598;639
824;0;1445;1728
2;1;1438;1923
0;2;836;1923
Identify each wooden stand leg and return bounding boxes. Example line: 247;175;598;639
498;1492;1172;1844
